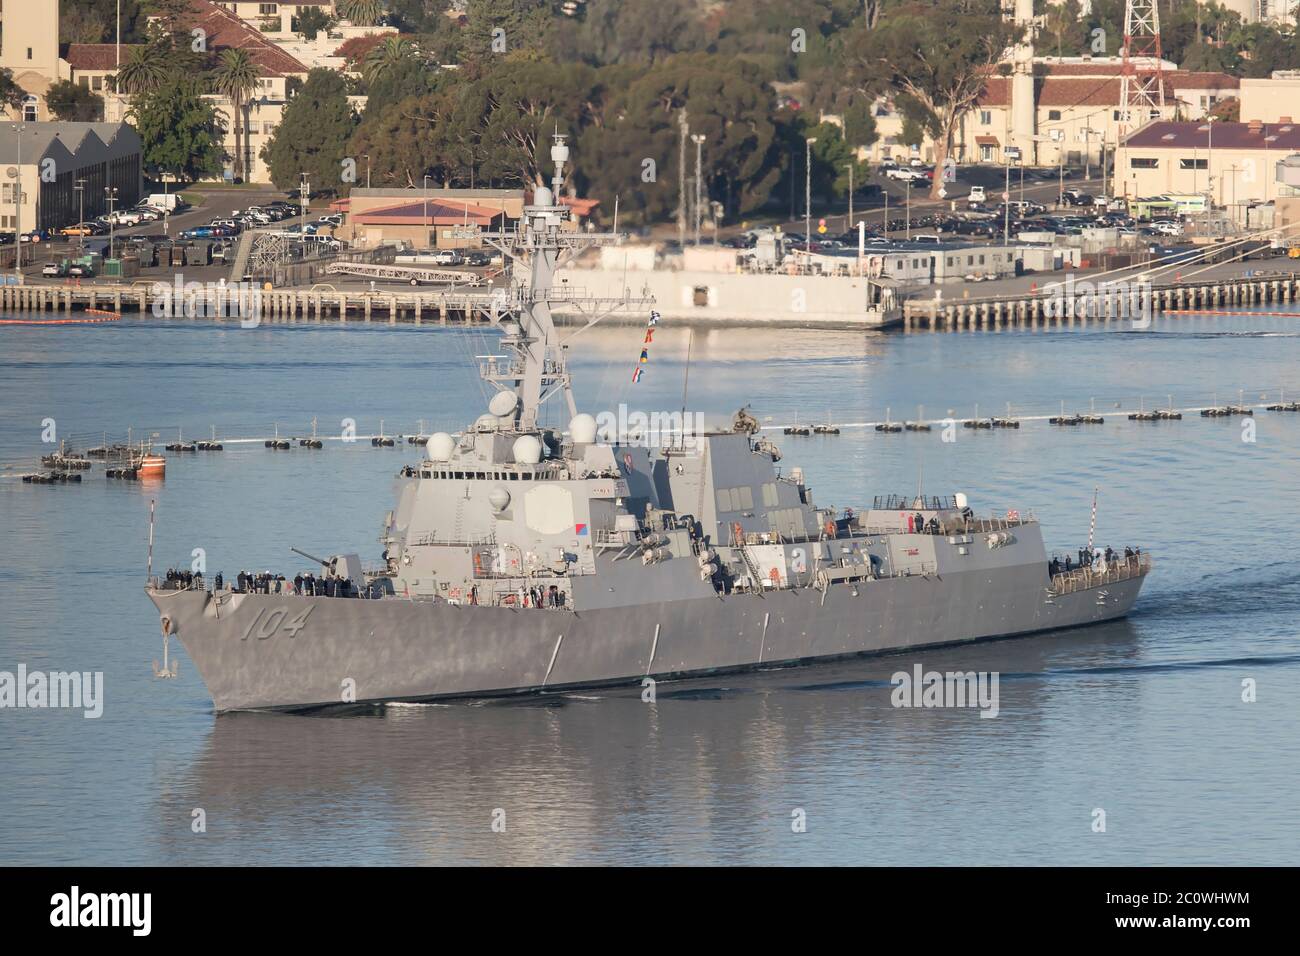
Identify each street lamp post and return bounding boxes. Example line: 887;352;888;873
1206;115;1218;208
691;133;706;246
299;173;309;254
105;186;118;260
804;136;816;253
73;178;87;255
11;122;24;280
905;178;912;240
364;153;371;189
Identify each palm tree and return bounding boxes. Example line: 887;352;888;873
339;0;386;27
210;49;260;183
363;35;416;84
115;45;168;96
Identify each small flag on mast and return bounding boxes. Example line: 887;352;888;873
630;311;660;383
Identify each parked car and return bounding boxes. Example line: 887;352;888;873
68;263;94;277
432;249;463;266
1061;189;1094;207
60;223;96;237
42;260;68;277
968;185;987;204
1150;220;1183;236
463;250;490;267
179;226;216;239
318;214;343;226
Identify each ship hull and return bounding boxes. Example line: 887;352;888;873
148;565;1146;712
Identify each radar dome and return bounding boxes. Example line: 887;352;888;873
489;391;518;418
475;414;499;432
512;434;543;465
427;432;454;461
534;186;554;207
569;413;598;444
488;487;511;512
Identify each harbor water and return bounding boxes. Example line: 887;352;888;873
1;312;1298;865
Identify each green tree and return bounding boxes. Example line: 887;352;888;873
339;0;386;27
0;68;26;112
576;55;783;224
45;80;105;121
557;0;704;66
462;0;553;62
262;68;358;194
211;48;260;183
115;44;169;94
362;54;439;113
363;34;419;84
130;77;224;184
351;88;463;187
294;6;336;40
844;0;1019;199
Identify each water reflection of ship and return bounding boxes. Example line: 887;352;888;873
163;620;1139;864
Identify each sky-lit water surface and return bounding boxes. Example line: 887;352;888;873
1;312;1297;865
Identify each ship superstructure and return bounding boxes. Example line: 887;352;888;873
147;136;1150;712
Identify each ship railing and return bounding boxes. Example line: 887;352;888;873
1050;553;1152;594
410;532;497;547
857;513;1034;536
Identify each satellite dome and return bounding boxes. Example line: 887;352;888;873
569;413;598;444
488;487;511;512
512;434;543;464
489;390;518;418
427;432;454;461
534;186;554;207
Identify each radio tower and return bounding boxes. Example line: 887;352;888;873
1117;0;1164;139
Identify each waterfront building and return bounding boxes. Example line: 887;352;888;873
1239;72;1300;124
1115;120;1300;212
0;122;143;234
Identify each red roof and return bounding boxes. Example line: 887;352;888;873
1167;72;1239;90
182;0;309;77
66;44;123;71
1122;120;1300;150
979;75;1178;108
351;200;506;226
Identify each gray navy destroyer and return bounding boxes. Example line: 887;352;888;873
147;135;1151;713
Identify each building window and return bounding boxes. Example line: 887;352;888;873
27;48;32;60
979;110;992;125
79;76;89;88
259;3;278;13
1131;158;1158;169
1179;158;1207;170
92;76;102;91
1048;110;1062;121
980;144;994;161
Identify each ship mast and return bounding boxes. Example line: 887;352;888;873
479;132;648;433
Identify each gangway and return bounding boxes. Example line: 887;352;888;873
325;261;482;286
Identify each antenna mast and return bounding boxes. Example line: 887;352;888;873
1118;0;1164;141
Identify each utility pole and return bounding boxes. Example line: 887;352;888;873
905;178;912;240
691;133;706;246
804;136;816;251
363;153;371;189
676;109;688;248
422;174;432;250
